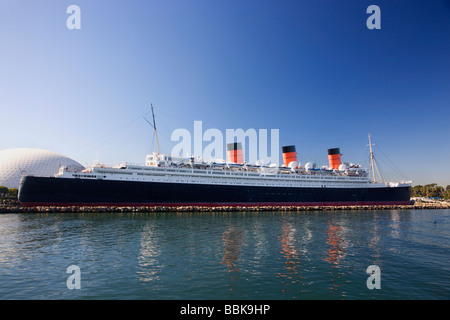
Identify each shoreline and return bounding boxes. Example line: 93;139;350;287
1;200;450;213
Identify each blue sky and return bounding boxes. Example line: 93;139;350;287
0;0;449;186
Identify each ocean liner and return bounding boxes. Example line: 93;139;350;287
18;127;411;207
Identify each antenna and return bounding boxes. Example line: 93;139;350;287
368;133;383;183
143;104;160;154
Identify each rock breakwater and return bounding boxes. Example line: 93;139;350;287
1;199;450;214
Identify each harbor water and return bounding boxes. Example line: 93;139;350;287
0;209;449;300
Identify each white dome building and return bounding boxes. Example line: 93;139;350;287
0;148;84;189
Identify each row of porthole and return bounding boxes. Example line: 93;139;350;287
116;176;362;188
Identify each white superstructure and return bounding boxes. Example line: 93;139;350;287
57;151;410;189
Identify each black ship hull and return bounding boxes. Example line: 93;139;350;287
18;176;411;207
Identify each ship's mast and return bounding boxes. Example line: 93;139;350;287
368;133;376;182
368;133;383;183
151;104;160;155
143;104;160;155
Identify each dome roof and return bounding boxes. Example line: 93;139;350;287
0;148;84;189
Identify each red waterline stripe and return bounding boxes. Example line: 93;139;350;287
20;201;411;207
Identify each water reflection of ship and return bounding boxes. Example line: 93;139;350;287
369;212;382;266
137;221;162;282
221;225;245;292
277;222;301;283
325;223;346;266
324;220;348;295
277;217;316;298
221;226;244;273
